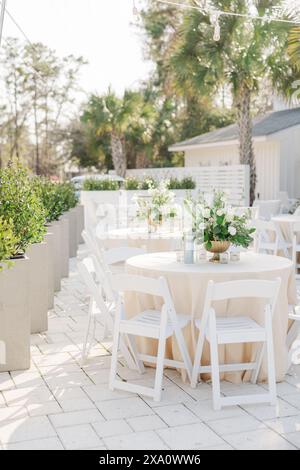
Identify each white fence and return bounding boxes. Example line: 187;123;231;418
124;165;250;207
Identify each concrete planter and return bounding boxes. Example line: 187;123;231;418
76;204;85;245
44;231;55;310
0;257;30;372
26;243;49;334
60;215;70;278
48;221;62;292
66;208;78;258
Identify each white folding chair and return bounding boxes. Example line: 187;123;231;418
254;219;292;257
109;273;193;402
78;257;137;370
253;200;281;220
81;231;147;356
191;278;281;410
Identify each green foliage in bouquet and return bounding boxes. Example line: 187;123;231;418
0;163;46;255
185;191;256;250
0;217;18;271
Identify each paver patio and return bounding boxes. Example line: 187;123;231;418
0;249;300;450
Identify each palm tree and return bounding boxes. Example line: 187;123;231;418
83;89;141;177
170;0;297;204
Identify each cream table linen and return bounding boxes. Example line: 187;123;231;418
125;251;297;383
272;215;300;244
100;227;182;253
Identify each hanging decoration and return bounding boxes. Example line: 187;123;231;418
132;0;139;16
153;0;300;42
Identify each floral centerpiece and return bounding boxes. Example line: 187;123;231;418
134;180;177;231
185;191;255;262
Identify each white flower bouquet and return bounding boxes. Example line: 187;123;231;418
134;180;177;229
185;191;255;251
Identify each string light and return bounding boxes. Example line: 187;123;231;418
155;0;300;25
210;11;221;42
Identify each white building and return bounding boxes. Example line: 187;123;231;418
169;108;300;200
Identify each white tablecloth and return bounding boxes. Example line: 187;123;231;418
126;251;297;383
100;227;183;253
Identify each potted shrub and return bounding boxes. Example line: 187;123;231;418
58;182;79;260
33;178;65;291
0;216;30;372
0;163;46;370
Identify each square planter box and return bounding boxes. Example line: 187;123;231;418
66;208;78;258
76;204;85;245
48;221;62;292
26;242;49;334
60;215;70;278
44;231;55;310
0;257;30;372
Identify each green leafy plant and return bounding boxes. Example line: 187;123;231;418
32;178;78;223
139;178;157;190
0;163;47;255
124;177;140;190
83;178;120;191
168;177;196;190
57;182;79;212
0;217;17;271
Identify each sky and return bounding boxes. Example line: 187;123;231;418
2;0;153;97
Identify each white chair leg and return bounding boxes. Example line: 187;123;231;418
81;299;93;364
251;343;265;384
127;334;145;374
191;328;206;388
153;335;167;402
209;314;222;411
265;311;277;406
109;320;121;392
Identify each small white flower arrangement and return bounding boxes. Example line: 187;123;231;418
135;180;177;229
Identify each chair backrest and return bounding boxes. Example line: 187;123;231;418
82;229;102;259
293;221;300;234
112;273;177;323
102;247;146;266
209;278;281;303
199;278;281;333
78;257;111;317
253;219;278;251
294;206;300;216
253;200;281;220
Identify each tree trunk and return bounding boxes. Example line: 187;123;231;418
33;76;41;175
236;83;256;206
111;132;126;178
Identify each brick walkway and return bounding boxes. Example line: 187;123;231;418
0;253;300;450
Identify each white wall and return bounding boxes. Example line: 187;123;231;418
184;140;281;200
272;125;300;199
185;145;239;167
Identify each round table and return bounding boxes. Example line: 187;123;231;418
100;227;183;253
126;251;297;383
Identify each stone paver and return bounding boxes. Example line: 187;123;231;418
0;256;299;450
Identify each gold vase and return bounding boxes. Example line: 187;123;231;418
206;241;231;263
